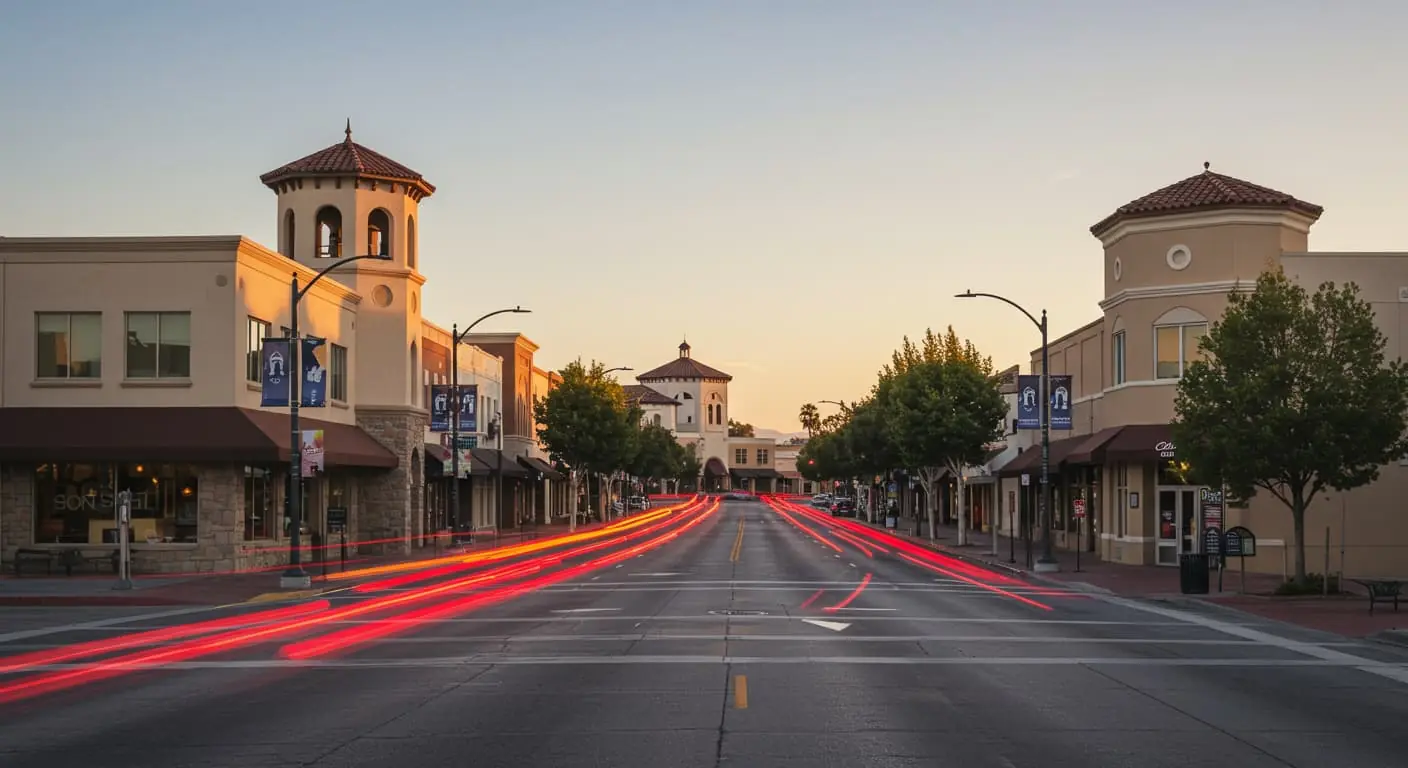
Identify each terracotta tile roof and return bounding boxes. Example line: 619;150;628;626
623;384;680;406
1090;164;1322;236
636;357;732;382
260;121;435;196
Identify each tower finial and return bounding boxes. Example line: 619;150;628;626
345;118;353;142
1203;161;1210;172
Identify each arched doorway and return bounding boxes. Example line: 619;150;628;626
703;457;727;492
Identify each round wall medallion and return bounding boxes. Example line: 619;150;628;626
214;274;229;288
1112;257;1123;282
1166;244;1192;271
372;284;394;307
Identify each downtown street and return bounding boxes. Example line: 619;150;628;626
1;496;1406;768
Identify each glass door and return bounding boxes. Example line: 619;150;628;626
1156;487;1200;565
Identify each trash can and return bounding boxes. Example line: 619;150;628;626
1179;553;1210;595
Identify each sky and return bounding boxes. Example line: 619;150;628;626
2;1;1407;432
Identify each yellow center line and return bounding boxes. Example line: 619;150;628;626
734;674;749;709
730;519;745;562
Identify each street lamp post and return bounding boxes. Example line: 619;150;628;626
281;253;392;589
955;290;1058;573
448;307;531;544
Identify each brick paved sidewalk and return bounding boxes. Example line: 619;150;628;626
859;516;1407;640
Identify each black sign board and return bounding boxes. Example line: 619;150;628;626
1223;526;1256;557
327;506;349;533
1203;526;1222;555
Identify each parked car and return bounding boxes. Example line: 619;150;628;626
829;498;856;517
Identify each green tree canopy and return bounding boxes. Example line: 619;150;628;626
628;422;683;481
1174;269;1408;583
798;403;821;437
534;359;640;476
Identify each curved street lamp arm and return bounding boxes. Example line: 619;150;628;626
454;306;531;344
955;290;1042;333
297;254;390;302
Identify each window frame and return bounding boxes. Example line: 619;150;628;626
756;449;769;465
1111;330;1126;386
733;448;748;465
1153;322;1208;380
125;311;192;380
330;343;349;402
246;317;271;383
35;311;103;380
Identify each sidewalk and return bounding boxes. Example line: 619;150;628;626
864;517;1407;640
0;524;572;607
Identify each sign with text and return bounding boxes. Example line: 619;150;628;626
1223;526;1257;557
429;384;479;432
300;338;327;407
260;338;292;407
301;429;325;478
1016;375;1073;430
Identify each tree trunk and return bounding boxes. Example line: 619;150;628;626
1292;488;1308;584
569;470;579;532
955;471;968;547
921;474;938;541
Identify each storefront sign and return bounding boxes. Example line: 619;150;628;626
1223;526;1257;557
1155;441;1176;459
301;429;325;477
51;488;157;513
1073;498;1086;519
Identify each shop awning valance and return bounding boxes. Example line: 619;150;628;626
518;455;565;480
0;406;397;469
996;434;1088;478
730;468;781;479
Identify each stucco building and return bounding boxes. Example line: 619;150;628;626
996;165;1408;579
0;125;556;573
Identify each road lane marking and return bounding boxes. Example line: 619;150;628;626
549;608;622;614
734;675;748;708
244;589;324;604
629;572;688;577
801;619;851;632
729;519;745;563
826;607;896;612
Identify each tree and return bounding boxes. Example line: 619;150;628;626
629;422;682;486
534;359;640;526
674;442;703;492
727;419;755;438
884;352;1005;545
1173;269;1408;584
798;403;821;437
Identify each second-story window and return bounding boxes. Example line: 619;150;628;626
246;317;270;383
35;312;102;379
756;449;769;464
734;448;748;464
1112;331;1126;386
1154;323;1207;380
126;312;191;379
330;344;348;401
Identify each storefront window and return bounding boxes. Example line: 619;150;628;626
244;466;277;540
33;463;199;545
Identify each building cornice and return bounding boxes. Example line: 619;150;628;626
1100;278;1253;312
1096;209;1317;249
236;238;363;306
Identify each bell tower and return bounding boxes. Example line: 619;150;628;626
260;121;436;409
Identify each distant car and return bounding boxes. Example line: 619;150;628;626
629;496;647;510
811;494;832;508
829;498;856;517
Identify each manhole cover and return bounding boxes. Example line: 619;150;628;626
708;609;769;616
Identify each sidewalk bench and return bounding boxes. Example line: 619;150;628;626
13;548;55;576
1350;579;1402;615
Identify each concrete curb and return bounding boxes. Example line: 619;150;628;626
1369;629;1408;649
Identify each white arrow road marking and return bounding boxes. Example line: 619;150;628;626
801;619;851;632
550;608;622;614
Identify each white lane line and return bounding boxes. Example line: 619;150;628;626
86;616;1219;628
16;656;1407;672
629;572;688;577
549;608;622;614
331;634;1365;646
826;607;897;612
0;603;255;644
1100;595;1408;686
801;619;852;632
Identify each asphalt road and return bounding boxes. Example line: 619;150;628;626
1;499;1406;767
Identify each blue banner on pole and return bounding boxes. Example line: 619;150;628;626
1016;375;1041;430
300;338;327;407
1049;374;1073;430
429;385;451;432
260;338;291;407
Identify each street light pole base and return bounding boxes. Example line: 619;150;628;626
1033;558;1061;573
280;571;312;589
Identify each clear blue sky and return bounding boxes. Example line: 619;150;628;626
2;1;1405;431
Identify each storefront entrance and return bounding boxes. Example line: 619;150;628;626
1155;486;1199;565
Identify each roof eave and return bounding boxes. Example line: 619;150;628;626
1089;200;1325;239
259;169;436;197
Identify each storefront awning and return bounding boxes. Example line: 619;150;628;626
518;455;565;480
996;434;1088;478
1062;427;1125;465
0;406;398;469
1094;424;1176;462
470;448;529;478
730;468;781;479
